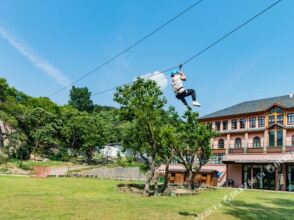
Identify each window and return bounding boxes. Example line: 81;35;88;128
277;115;284;125
209;154;225;164
258;116;265;127
235;138;242;148
269;115;275;125
277;130;283;147
249;117;256;128
253;137;261;148
231;119;237;130
218;139;224;148
276;107;283;114
288;114;294;125
223;121;228;130
207;122;212;130
269;130;275;147
240;119;246;129
243;165;251;186
215;121;221;131
292;136;294;146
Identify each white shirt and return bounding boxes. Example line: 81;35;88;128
171;74;185;94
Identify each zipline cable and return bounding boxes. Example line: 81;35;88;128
91;0;282;97
49;0;205;97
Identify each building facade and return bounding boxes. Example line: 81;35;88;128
199;95;294;191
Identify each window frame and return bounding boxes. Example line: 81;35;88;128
218;139;225;149
288;113;294;125
249;117;256;128
231;119;237;130
292;136;294;146
215;121;221;131
240;118;246;129
222;120;228;130
253;136;261;148
235;138;242;149
258;116;265;128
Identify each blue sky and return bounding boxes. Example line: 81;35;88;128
0;0;293;116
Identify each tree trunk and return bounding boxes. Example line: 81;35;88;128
158;160;170;193
144;160;156;196
188;169;196;190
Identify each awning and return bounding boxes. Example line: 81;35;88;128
223;153;294;164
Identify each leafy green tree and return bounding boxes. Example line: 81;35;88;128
114;78;167;195
61;106;110;161
69;86;94;112
24;108;62;156
176;111;218;190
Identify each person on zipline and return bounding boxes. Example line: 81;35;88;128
171;65;201;110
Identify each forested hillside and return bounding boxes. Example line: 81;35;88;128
0;77;120;162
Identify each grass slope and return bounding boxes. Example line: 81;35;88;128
0;176;293;220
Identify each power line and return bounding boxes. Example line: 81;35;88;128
91;0;282;97
49;0;205;97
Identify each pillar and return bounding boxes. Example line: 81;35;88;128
226;134;231;155
226;163;229;187
282;164;287;191
264;130;268;153
282;129;287;153
244;132;248;153
250;165;254;189
275;167;279;191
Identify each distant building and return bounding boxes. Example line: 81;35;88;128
199;94;294;192
100;143;137;160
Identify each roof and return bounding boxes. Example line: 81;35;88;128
223;154;294;164
200;95;294;120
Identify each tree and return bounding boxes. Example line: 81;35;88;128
176;111;218;190
24;108;62;157
69;86;94;112
61;106;110;162
114;78;167;196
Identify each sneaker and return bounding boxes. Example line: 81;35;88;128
192;101;201;107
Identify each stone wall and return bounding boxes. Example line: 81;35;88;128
79;167;146;181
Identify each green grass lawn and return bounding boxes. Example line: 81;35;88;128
7;160;72;169
0;176;293;220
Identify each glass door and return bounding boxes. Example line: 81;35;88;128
287;165;294;191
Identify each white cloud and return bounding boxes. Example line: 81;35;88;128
141;71;168;90
0;25;70;86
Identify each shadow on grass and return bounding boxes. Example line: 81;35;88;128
224;198;294;220
178;211;198;217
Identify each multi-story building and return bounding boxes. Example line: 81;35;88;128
199;94;294;191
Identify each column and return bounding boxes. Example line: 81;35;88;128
282;164;287;191
244;132;249;153
264;130;268;153
282;129;287;153
226;134;230;155
226;163;229;187
250;165;254;189
275;167;279;191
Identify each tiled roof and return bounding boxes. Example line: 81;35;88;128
200;95;294;120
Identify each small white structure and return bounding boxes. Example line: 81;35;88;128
100;143;133;159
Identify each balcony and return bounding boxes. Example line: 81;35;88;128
286;146;294;152
229;148;244;154
246;147;264;154
267;147;283;153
